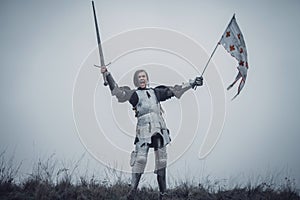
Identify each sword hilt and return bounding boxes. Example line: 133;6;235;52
94;63;111;86
103;74;108;86
100;56;107;86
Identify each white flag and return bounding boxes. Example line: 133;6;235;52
219;15;248;99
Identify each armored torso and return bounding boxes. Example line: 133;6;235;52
134;89;169;147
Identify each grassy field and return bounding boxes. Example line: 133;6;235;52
1;178;300;200
1;151;299;200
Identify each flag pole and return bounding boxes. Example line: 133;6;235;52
200;42;219;77
200;14;235;77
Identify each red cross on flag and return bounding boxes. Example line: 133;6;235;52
219;14;248;99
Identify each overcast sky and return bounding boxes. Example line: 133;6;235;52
1;0;300;188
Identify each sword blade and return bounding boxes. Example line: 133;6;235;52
92;1;107;85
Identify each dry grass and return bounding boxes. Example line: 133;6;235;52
0;151;299;200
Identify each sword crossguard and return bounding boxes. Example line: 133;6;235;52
93;63;110;86
93;62;111;68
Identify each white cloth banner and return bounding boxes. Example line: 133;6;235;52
219;15;249;99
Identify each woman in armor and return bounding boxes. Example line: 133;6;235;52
100;66;203;200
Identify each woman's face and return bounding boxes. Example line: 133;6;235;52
137;71;148;88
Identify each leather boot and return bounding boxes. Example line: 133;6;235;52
124;173;142;200
157;168;167;199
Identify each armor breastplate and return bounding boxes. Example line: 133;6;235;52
134;89;169;146
135;89;166;127
136;89;160;116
